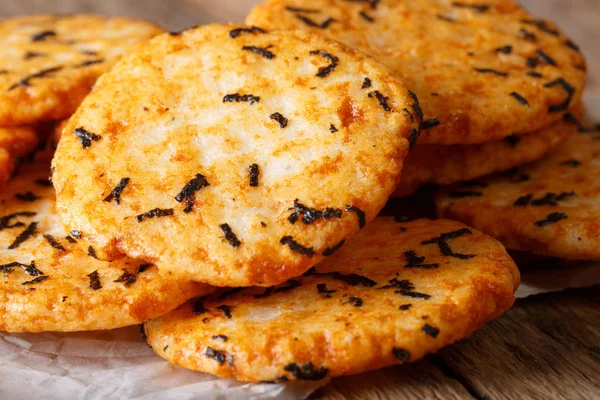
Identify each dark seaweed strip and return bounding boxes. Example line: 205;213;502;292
136;208;174;222
495;45;513;54
408;129;420;151
223;93;260;104
521;19;560;36
317;283;336;298
504;135;520;147
43;234;65;251
544;78;575;113
519;28;537;41
345;205;366;228
0;261;43;276
220;224;241;248
14;192;40;202
22;275;48;285
31;30;56;41
191;298;209;314
274;279;301;293
205;347;228;364
295;15;336;29
359;11;374;22
397;290;431;299
249;163;260;187
285;6;320;13
362;77;372;89
87;270;102;290
399;304;412;311
509;92;529;106
473;68;508;77
381;278;414;290
24;51;46;60
452;2;490;12
270;112;288;128
392;347;411;362
421;229;475;259
329;124;338;133
65;236;77;244
103;177;130;204
137;263;151;274
8;66;63;91
536;49;556;66
242;45;275;60
8;222;37;249
175;173;210;213
421;118;440;130
0;212;36;231
216;305;233;318
422;324;440;338
323;240;345;256
408;90;423;122
73;127;101;149
254;287;274;299
529;191;575;205
73;59;104;68
309;50;339;78
327;272;376;287
87;246;98;259
114;270;136;287
437;15;456;23
404;250;439;269
535;212;568;227
514;194;533;206
288;199;342;225
34;178;53;187
403;108;414;123
527;71;543;78
229;26;265;39
280;236;315;256
526;57;538;68
564;112;600;133
345;296;363;307
283;363;329;380
565;39;580;52
139;324;148;344
218;287;245;300
448;191;483;198
169;25;199;36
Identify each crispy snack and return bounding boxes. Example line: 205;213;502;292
52;24;419;287
436;129;600;260
247;0;587;145
0;160;211;333
0;126;39;185
144;217;519;382
0;14;163;126
395;111;578;196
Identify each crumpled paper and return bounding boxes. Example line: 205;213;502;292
1;262;597;399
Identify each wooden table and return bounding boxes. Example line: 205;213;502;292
2;1;599;398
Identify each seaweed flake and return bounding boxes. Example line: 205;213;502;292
8;222;38;249
408;90;423;122
136;263;151;274
73;59;104;68
421;118;440;130
317;283;336;298
23;51;46;60
359;11;374;22
22;275;48;285
565;39;580;53
515;192;575;206
535;212;568;227
323;240;345;256
283;363;328;380
248;163;260;187
87;246;99;259
31;30;56;41
397;290;431;299
509;92;529;106
270;112;288;128
285;6;320;13
473;68;508;77
421;229;475;259
345;205;366;228
103;177;130;204
212;335;228;342
535;49;557;66
327;272;376;287
229;26;265;39
280;236;315;256
0;211;36;231
408;129;420;151
175;173;210;213
136;208;174;222
65;236;77;244
526;57;539;68
139;324;148;344
220;223;241;248
392;347;411;362
381;278;414;291
452;2;490;12
544;78;574;113
404;251;439;269
521;19;560;36
437;15;457;23
73;127;101;149
191;298;209;314
519;28;537;41
495;45;513;54
309;50;339;78
216;305;233;318
563;112;600;133
274;279;301;293
362;77;372;89
527;71;543;78
345;296;363;307
288;199;342;225
223;93;260;104
43;234;65;251
0;261;43;276
403;108;414;123
367;91;392;112
8;66;63;91
34;178;53;187
514;194;533;206
399;304;412;311
87;270;102;290
218;287;245;300
14;192;40;202
205;347;228;364
114;269;136;287
242;45;275;59
448;191;483;199
329;124;338;133
295;15;336;29
422;324;440;338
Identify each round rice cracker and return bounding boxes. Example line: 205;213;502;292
0;161;211;333
51;24;420;287
0;14;163;127
436;130;600;260
143;217;519;383
0;126;39;186
247;0;587;145
394;111;578;196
